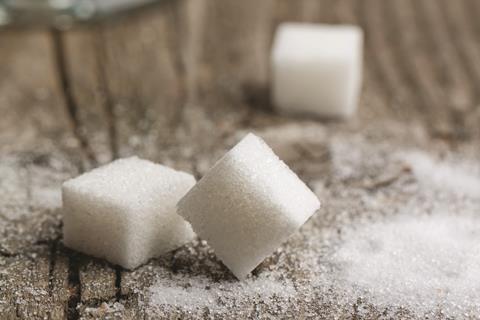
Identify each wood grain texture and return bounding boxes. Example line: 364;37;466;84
0;1;479;319
0;30;83;320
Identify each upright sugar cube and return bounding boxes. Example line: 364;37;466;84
62;156;195;269
177;133;320;279
271;23;363;119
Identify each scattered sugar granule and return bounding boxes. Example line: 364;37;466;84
147;274;296;315
323;214;480;318
402;151;480;198
83;302;125;317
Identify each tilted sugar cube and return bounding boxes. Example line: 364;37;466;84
271;23;363;119
62;156;195;269
177;133;320;279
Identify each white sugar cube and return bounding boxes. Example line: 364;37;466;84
271;23;363;119
62;156;195;269
177;133;320;279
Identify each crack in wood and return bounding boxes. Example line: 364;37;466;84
93;26;119;160
165;0;188;130
439;1;477;100
412;0;471;141
50;28;98;168
15;303;21;319
114;266;122;302
383;0;424;107
0;248;17;257
464;0;480;115
48;236;60;297
386;0;452;138
358;0;399;106
66;253;82;320
50;28;91;320
412;0;451;90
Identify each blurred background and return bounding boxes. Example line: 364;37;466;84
2;0;479;172
1;1;480;319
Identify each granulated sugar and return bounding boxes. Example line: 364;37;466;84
312;150;480;318
325;214;480;318
403;151;480;198
82;302;125;318
144;141;480;318
0;154;72;219
147;274;296;315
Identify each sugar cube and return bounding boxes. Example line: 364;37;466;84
62;156;195;269
177;133;320;278
271;23;363;119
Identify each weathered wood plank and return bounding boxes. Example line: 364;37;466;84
57;26;121;311
360;0;418;119
333;0;390;122
441;0;480;140
61;27;114;165
0;29;83;320
389;0;452;135
421;0;475;110
79;259;117;304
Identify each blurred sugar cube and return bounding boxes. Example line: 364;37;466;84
62;156;195;269
271;23;363;119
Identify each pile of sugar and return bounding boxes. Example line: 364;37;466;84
324;214;480;318
147;274;296;315
402;151;480;199
313;150;480;318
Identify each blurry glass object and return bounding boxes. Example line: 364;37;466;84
0;0;159;27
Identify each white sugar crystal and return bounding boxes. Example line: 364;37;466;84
177;133;320;279
271;23;363;118
62;156;195;269
148;274;296;314
326;214;480;318
402;151;480;198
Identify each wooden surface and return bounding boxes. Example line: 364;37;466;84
0;0;479;319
